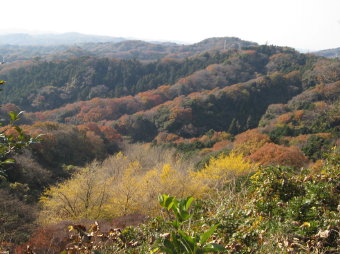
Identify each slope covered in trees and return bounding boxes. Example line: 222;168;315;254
0;50;239;111
0;38;339;253
315;47;340;58
114;71;303;141
20;45;333;142
0;36;256;62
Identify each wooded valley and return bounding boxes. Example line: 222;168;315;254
0;37;339;253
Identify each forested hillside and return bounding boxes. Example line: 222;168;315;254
315;47;340;58
0;50;235;111
19;45;339;142
0;36;256;63
0;38;339;253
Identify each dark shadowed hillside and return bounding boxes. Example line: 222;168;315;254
0;47;262;111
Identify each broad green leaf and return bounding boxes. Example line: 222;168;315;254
199;224;218;245
177;237;194;253
171;232;182;252
158;193;167;204
159;194;175;210
165;196;175;210
202;243;226;252
185;196;195;211
9;112;18;122
178;229;195;246
2;158;15;164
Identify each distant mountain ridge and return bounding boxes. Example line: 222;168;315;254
314;47;340;58
0;32;126;45
0;36;257;62
1;32;339;60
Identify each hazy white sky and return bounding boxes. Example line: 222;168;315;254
1;0;339;50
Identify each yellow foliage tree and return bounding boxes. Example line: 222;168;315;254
192;152;258;189
39;146;208;223
39;146;259;224
104;162;206;217
39;162;110;224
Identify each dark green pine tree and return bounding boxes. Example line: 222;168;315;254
245;115;254;130
228;118;241;135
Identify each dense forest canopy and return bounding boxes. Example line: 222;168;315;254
0;37;339;253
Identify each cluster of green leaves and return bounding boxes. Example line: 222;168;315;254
154;194;225;253
0;82;40;177
214;148;340;253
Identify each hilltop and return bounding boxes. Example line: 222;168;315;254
315;47;340;58
0;36;256;62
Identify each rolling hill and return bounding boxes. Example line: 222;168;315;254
0;36;257;62
0;36;339;253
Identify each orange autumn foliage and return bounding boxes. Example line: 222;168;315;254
294;110;304;121
156;132;183;143
233;129;271;156
277;113;292;124
211;140;232;151
248;143;309;168
285;134;310;148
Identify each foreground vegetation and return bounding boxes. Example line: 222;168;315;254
7;146;337;253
